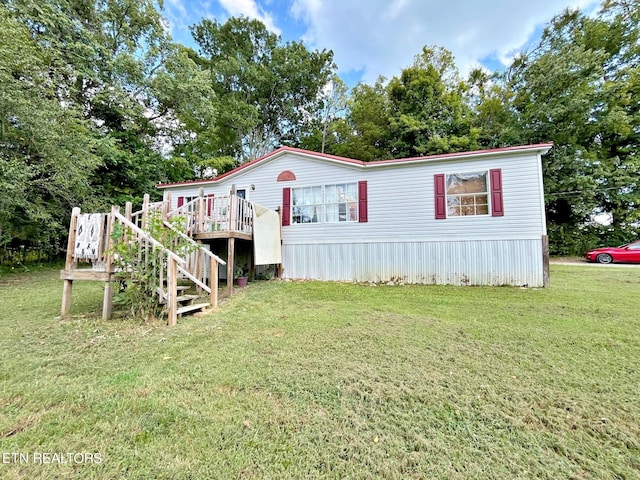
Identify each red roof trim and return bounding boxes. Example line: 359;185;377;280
370;143;553;166
156;143;553;189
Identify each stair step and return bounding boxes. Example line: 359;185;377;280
176;294;199;303
176;302;210;316
156;285;191;295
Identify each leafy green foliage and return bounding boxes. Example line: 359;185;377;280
505;1;640;251
191;16;335;162
321;47;481;161
0;0;211;252
0;4;102;250
314;78;394;161
386;47;480;157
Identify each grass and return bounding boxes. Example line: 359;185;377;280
0;265;639;479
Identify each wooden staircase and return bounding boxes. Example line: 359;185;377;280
60;197;226;326
158;285;212;317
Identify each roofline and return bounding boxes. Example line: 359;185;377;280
156;143;554;189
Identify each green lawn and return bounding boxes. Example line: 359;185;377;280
1;266;638;479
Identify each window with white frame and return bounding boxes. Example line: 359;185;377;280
446;172;489;216
292;183;358;223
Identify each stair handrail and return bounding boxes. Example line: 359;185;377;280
161;220;226;265
176;265;210;293
131;201;164;219
111;208;188;326
167;197;200;217
111;210;185;265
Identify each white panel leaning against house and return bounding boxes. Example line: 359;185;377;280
157;142;553;287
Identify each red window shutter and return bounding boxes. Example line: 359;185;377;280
177;196;184;208
490;169;504;217
434;174;446;219
358;181;368;223
282;188;291;226
207;194;214;216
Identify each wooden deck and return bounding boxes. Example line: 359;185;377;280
60;188;280;326
60;200;227;326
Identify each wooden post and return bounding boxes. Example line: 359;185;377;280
230;184;237;232
102;281;113;321
141;193;150;229
227;237;235;297
163;191;172;220
61;207;81;318
64;207;80;271
61;280;73;319
102;207;118;320
210;256;218;309
198;188;205;234
124;201;133;244
167;255;178;326
194;248;202;295
542;235;550;288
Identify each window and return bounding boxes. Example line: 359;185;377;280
177;195;198;208
446;172;489;217
291;183;358;223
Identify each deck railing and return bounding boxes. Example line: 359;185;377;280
61;187;264;325
61;201;225;326
168;194;253;236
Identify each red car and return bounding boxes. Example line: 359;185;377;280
585;240;640;264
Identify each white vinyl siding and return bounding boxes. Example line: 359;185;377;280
161;148;548;286
164;152;546;242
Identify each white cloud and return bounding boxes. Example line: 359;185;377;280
218;0;282;34
290;0;600;83
163;0;189;37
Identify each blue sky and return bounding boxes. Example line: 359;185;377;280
161;0;599;86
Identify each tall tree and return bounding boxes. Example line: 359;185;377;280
298;74;351;155
0;4;101;250
328;78;393;161
386;46;479;157
317;75;349;154
506;0;640;252
1;0;213;252
466;68;523;148
191;16;335;162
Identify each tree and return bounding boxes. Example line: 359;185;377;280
1;0;211;252
465;68;524;148
191;16;335;162
316;75;349;154
326;78;393;161
505;1;640;252
0;4;102;251
386;47;479;158
298;74;351;155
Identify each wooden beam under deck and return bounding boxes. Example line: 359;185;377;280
194;231;253;241
60;269;115;282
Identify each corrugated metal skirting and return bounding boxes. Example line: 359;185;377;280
282;239;544;287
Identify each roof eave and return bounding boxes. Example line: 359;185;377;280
156;143;554;189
